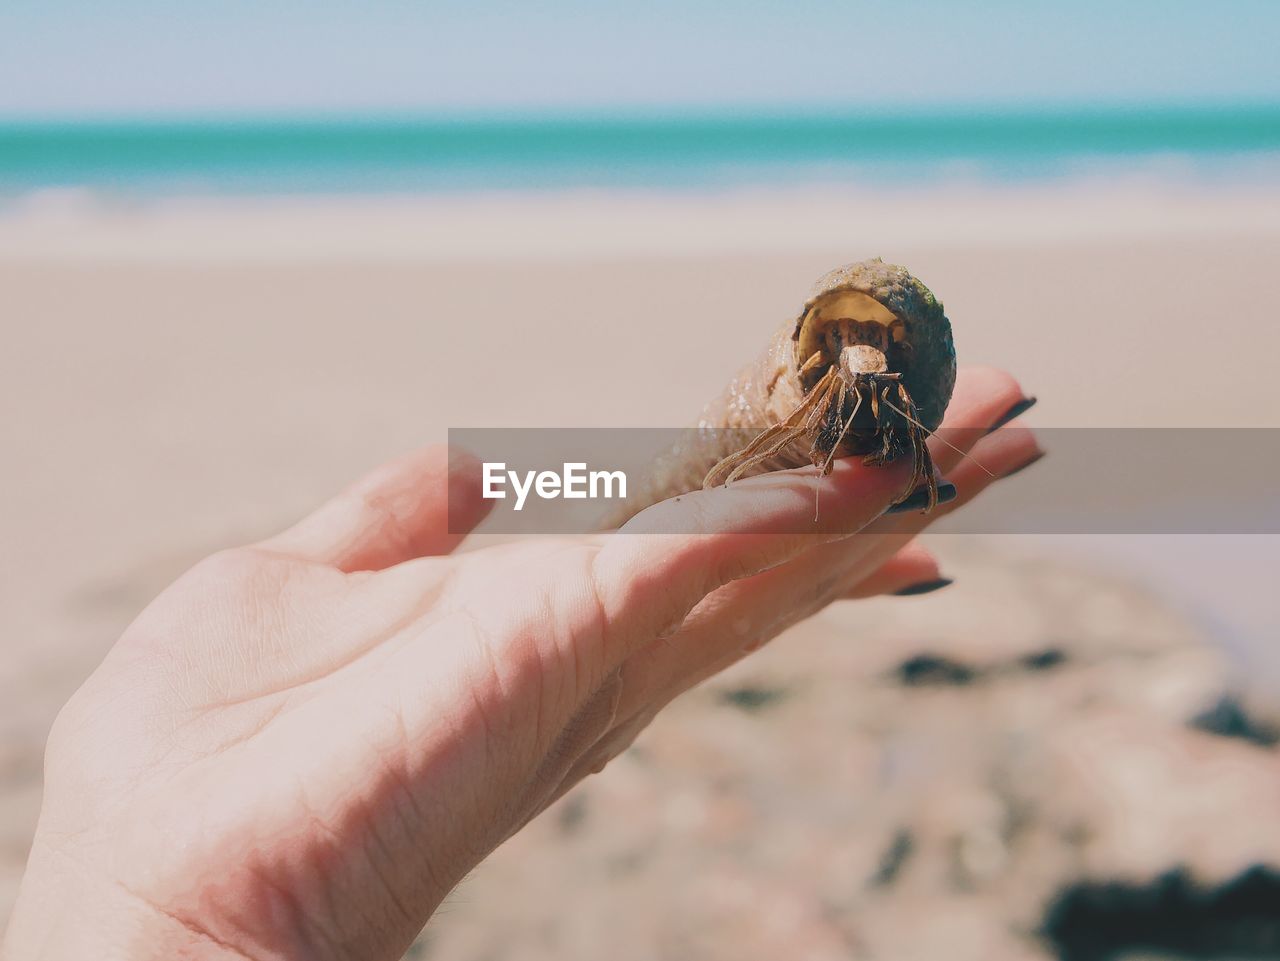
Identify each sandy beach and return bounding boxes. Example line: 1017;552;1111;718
3;182;1280;952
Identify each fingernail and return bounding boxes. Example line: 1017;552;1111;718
893;577;954;597
1000;449;1046;480
987;396;1037;434
887;480;957;514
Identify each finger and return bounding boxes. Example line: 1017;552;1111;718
612;394;1042;718
785;417;1042;607
843;541;941;598
704;366;1033;618
256;445;492;572
531;371;1037;805
589;452;914;664
937;423;1041;512
842;424;1040;596
928;367;1032;476
941;366;1030;431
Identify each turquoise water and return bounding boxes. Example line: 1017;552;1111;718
2;105;1278;196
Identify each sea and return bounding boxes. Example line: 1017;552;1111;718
1;103;1278;197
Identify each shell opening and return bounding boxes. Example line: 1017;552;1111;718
794;289;906;391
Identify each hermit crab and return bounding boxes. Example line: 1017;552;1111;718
616;259;957;522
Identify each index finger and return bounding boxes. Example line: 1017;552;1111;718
589;451;913;660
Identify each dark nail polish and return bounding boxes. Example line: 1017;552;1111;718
893;577;954;597
1000;449;1046;480
988;396;1037;434
887;480;957;514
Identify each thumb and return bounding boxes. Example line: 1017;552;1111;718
257;445;492;572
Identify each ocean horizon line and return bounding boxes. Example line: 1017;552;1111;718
2;102;1278;197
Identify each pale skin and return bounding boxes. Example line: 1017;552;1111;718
3;368;1038;961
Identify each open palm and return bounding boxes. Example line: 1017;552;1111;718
5;368;1037;961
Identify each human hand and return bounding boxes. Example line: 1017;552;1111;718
3;368;1038;961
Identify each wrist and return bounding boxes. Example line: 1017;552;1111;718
3;842;251;961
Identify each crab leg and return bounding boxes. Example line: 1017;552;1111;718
723;369;840;485
703;367;838;488
818;384;864;476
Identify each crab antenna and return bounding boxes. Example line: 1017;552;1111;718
881;397;996;478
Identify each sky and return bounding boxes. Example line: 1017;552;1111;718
1;0;1277;120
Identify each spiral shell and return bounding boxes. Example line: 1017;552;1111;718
607;259;957;525
795;259;955;439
